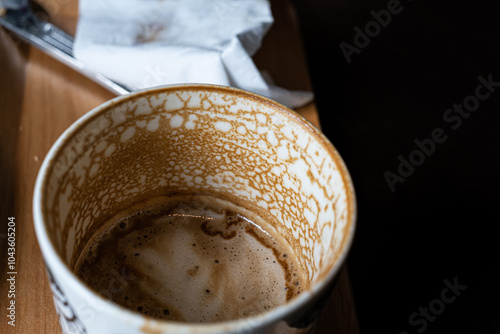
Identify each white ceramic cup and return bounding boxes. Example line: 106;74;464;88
33;84;356;334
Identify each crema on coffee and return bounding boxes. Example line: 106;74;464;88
75;194;308;323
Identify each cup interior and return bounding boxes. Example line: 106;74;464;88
38;85;355;315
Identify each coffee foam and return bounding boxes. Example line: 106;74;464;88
75;194;308;322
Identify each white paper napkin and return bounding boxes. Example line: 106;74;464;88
74;0;313;108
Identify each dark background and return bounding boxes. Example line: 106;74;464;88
293;0;500;333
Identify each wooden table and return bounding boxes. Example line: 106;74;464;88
0;1;359;333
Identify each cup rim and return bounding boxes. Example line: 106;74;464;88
33;83;357;333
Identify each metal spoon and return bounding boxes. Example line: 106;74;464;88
0;0;132;95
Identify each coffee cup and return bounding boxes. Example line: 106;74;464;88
33;84;356;334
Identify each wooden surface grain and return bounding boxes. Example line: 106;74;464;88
0;1;358;333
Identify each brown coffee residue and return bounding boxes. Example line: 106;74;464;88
244;226;296;301
74;194;308;323
201;219;238;240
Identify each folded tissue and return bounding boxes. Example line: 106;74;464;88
74;0;314;108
